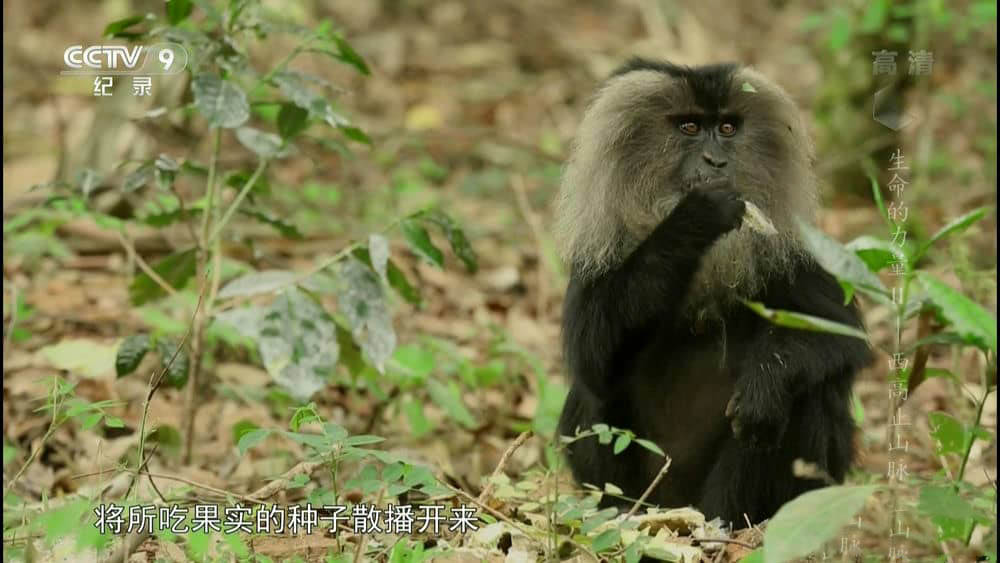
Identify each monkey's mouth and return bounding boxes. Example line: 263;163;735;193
686;175;730;191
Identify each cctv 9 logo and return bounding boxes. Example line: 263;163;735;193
62;43;188;75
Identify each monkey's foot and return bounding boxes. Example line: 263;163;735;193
725;389;788;450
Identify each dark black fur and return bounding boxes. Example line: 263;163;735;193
557;62;874;528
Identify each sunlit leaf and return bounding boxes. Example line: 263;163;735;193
764;485;877;563
192;73;249;128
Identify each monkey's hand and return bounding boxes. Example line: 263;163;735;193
678;180;747;236
724;378;790;450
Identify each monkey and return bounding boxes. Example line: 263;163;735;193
554;58;874;528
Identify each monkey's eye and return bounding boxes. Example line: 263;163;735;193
679;122;700;135
718;122;737;136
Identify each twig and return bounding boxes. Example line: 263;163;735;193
625;456;672;519
115;230;178;298
690;537;757;549
207;158;268;246
129;288;204;499
478;431;532;504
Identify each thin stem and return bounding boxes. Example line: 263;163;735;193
207;158;268;246
200;129;223;249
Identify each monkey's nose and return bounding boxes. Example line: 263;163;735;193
702;152;728;168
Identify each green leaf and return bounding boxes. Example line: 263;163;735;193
277;103;310;140
128;248;197;306
917;272;997;351
423;210;478;273
330;34;370;75
256;288;339;401
581;507;619;534
928;411;969;455
917;206;992;261
427;379;477;429
918;485;977;520
741;81;757;93
845;235;906;272
231;420;260;446
339;125;372;145
123;162;154;193
235;127;284;158
165;0;194;25
103;15;147;38
401;220;444;268
743;301;870;341
192;73;249;129
591;529;620;553
238;208;303;239
798;221;887;294
237;428;270;455
116;334;151;377
403;400;433;437
764;485;877;563
635;439;665;457
218;270;298;299
613;433;631;455
337;258;397;372
387;259;422;305
156;339;189;388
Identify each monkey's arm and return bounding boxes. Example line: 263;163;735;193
562;188;745;399
726;259;874;447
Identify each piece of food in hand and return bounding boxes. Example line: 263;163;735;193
742;200;778;236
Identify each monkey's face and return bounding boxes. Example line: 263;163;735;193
555;60;818;299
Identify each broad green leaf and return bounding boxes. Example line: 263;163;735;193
128;248;197;305
330;34;370;75
798;220;887;294
403;400;433;437
156;339;189;388
423;210;478;273
237;429;270;455
235;127;284;158
368;234;390;280
238;208;303;239
277;103;309;140
116;334;151;377
165;0;194;25
928;411;968;455
743;301;870;341
580;507;619;534
427;379;477;429
387;259;421;305
103;15;147;38
635;439;665;457
192;73;249;128
917;272;997;351
337;258;396;372
255;288;339;400
231;420;260;446
764;485;877;563
401;220;443;267
338;125;372;145
591;529;620;553
613;433;631;455
918;485;977;520
218;270;298;299
917;206;992;261
845;235;906;272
